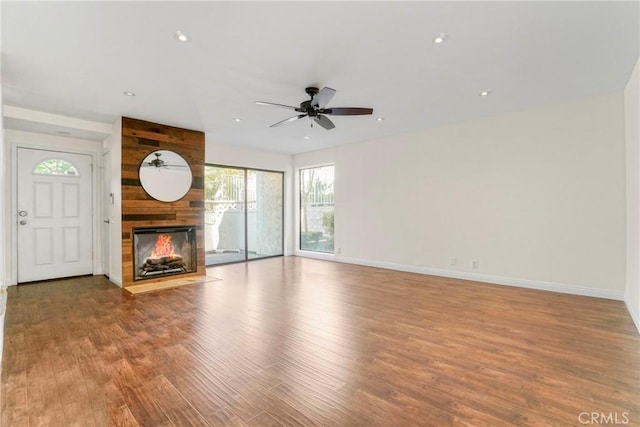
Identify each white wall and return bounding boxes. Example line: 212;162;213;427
205;139;294;255
106;118;122;286
0;6;6;364
625;58;640;332
294;92;627;299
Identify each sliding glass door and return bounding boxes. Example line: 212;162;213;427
205;165;283;265
247;169;283;260
204;166;246;264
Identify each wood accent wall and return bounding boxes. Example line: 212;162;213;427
121;117;205;290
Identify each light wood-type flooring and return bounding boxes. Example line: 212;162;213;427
1;257;639;426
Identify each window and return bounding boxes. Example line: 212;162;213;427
33;159;79;176
300;165;334;253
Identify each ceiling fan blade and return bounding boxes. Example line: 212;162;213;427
270;114;307;128
255;101;301;111
314;115;335;130
311;87;336;108
323;107;374;116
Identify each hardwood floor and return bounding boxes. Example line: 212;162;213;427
1;257;638;426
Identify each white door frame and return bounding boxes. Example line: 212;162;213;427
101;150;111;279
8;131;103;286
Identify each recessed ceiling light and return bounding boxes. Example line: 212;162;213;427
123;91;136;97
304;135;311;140
174;31;191;43
433;33;447;44
233;118;242;122
479;90;492;97
376;117;385;122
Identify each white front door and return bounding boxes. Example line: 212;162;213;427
17;148;93;282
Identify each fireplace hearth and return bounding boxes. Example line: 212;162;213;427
133;226;197;281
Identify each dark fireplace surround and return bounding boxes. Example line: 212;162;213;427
133;226;197;281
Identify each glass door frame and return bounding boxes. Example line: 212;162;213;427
298;164;335;254
205;163;285;266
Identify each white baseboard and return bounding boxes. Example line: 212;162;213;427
108;274;123;288
294;253;625;301
625;299;640;334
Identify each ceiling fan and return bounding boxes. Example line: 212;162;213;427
256;86;373;130
141;152;188;169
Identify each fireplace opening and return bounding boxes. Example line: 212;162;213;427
133;226;197;281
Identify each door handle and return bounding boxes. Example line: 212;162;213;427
103;220;110;224
18;210;28;217
19;220;27;225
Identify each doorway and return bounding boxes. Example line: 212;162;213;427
16;148;94;282
205;165;284;265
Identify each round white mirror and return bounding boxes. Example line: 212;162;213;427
139;150;192;202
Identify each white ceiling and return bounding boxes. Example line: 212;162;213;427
2;1;638;154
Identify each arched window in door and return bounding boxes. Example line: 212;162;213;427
33;159;80;177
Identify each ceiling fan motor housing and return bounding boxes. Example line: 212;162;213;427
300;100;317;116
302;87;320;116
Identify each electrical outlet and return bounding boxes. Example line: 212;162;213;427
472;260;480;269
449;257;457;266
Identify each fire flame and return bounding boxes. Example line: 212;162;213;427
150;234;177;258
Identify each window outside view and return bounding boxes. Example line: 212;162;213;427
204;166;283;265
33;159;79;176
300;165;334;253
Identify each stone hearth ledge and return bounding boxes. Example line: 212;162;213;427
124;274;215;295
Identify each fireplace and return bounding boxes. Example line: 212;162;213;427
133;226;197;281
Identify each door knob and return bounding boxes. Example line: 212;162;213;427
18;211;28;217
19;220;27;225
